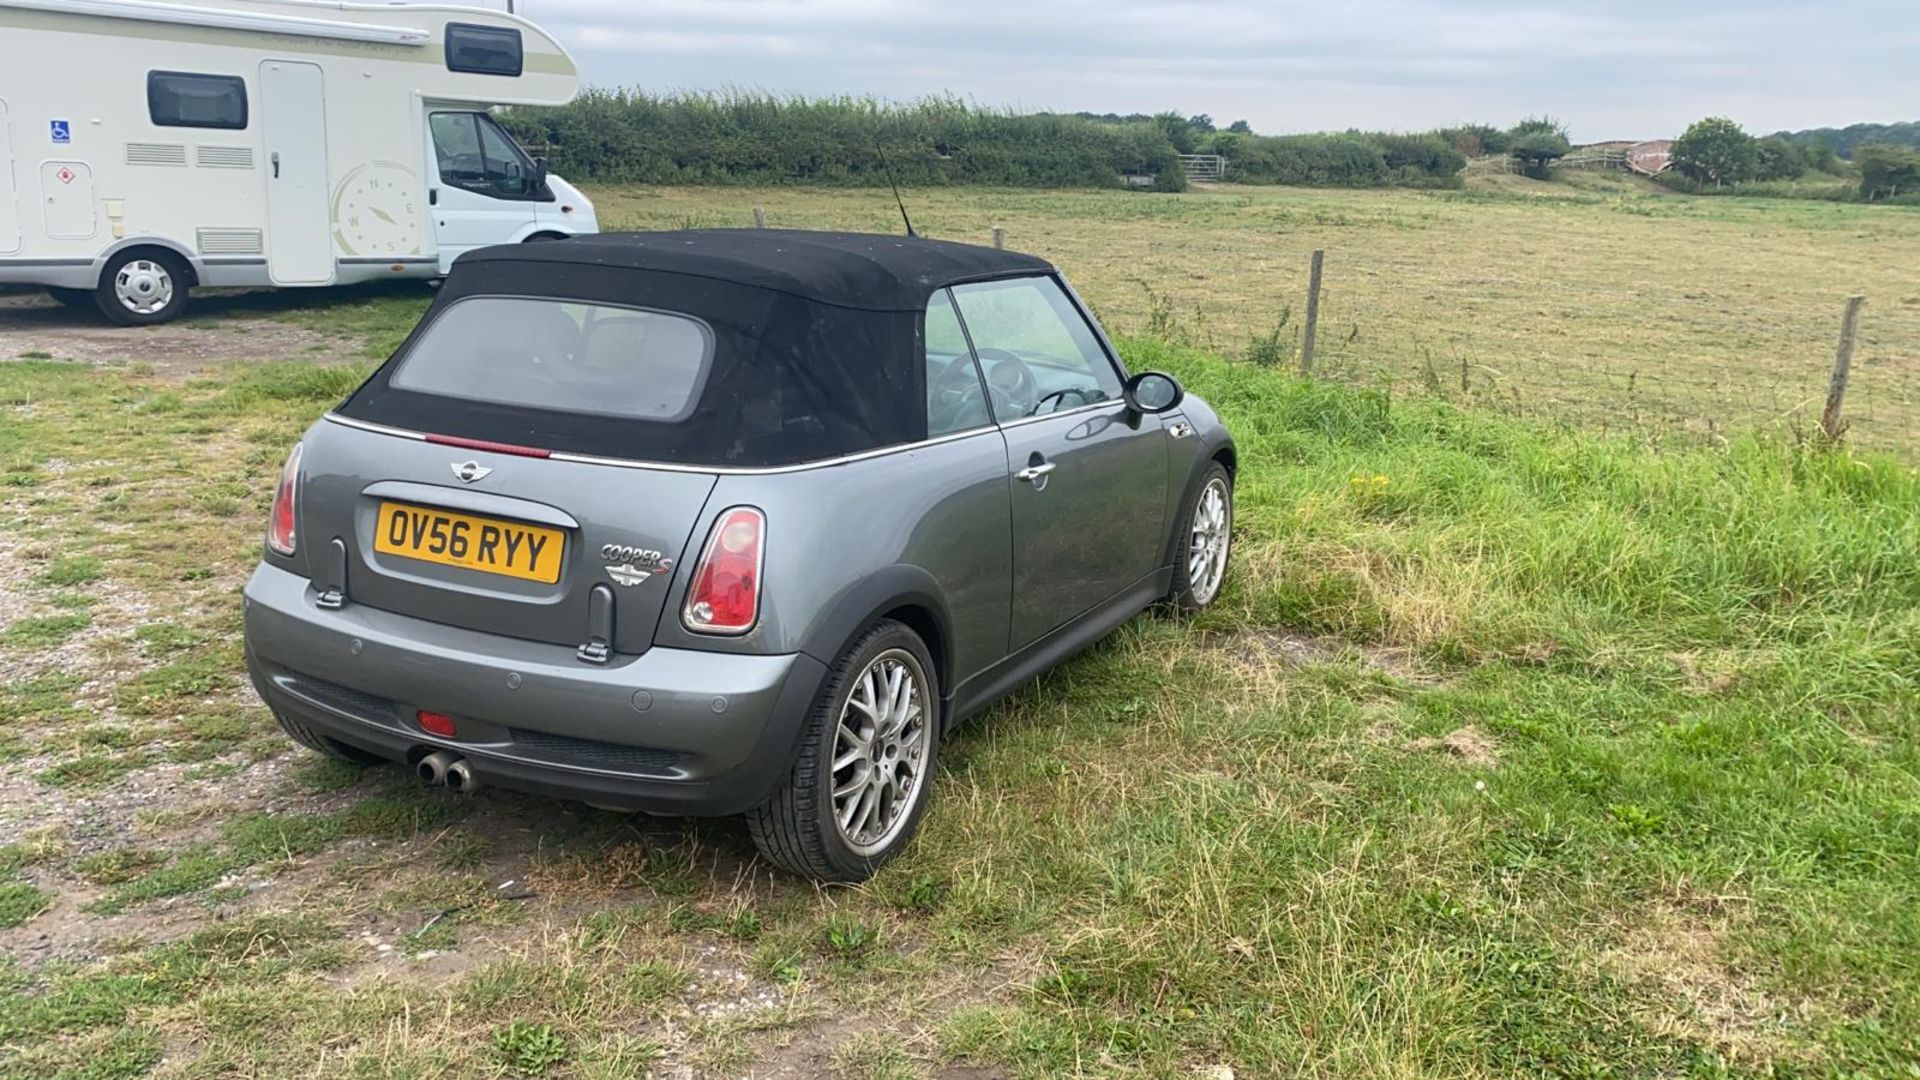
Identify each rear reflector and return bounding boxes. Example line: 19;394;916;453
683;506;764;635
266;442;302;556
417;711;457;738
424;433;552;459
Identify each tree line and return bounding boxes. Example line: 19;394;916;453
500;91;1190;191
501;92;1500;191
1771;121;1920;160
1666;117;1918;201
501;91;1919;202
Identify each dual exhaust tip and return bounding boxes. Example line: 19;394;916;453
417;749;479;794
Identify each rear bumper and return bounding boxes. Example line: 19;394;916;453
242;562;825;815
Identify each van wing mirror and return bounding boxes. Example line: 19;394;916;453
532;155;550;192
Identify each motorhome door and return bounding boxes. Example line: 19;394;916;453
0;98;20;254
259;61;334;284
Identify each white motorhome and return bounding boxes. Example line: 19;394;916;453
0;0;599;324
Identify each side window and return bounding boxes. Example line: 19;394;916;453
429;113;483;185
925;289;990;436
430;112;540;198
949;276;1124;419
476;116;535;196
148;71;247;130
445;23;523;76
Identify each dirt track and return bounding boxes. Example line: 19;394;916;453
0;289;373;374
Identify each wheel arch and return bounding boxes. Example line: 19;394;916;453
1161;433;1236;569
92;237;202;287
800;564;956;724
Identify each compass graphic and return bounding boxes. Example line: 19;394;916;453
331;161;423;257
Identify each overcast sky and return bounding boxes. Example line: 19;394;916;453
506;0;1917;141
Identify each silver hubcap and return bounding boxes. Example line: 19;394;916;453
114;259;174;315
1187;477;1231;604
832;649;929;856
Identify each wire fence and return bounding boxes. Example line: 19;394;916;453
1289;268;1920;458
728;208;1920;459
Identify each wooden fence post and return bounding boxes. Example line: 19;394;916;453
752;206;767;229
1300;249;1325;376
1821;295;1865;441
991;226;1006;250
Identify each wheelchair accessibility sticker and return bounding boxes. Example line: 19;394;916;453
50;119;71;144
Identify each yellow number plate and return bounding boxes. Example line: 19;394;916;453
373;502;565;584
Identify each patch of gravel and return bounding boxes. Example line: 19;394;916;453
1;291;359;375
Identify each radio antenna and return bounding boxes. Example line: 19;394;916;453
875;142;916;237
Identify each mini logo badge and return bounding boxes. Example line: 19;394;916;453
450;461;492;484
605;564;652;587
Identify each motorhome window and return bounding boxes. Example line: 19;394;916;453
430;112;543;199
445;23;523;76
147;71;247;130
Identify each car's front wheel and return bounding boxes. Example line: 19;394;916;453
1168;462;1234;610
747;619;940;882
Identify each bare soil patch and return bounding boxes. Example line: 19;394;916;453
1406;725;1500;767
0;291;359;374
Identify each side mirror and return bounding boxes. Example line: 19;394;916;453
532;155;550;192
1122;371;1184;416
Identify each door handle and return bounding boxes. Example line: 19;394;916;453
1015;462;1057;484
270;151;280;178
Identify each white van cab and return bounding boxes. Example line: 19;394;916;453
0;0;599;324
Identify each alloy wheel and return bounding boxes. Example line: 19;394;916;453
831;649;929;855
1187;476;1232;605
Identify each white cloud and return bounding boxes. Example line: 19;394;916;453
498;0;1920;138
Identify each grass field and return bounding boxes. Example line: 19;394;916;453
587;176;1920;455
1;180;1918;1077
154;173;1920;454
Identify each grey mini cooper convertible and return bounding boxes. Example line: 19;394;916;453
243;230;1235;881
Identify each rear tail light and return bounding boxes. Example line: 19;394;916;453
682;507;764;635
266;443;303;556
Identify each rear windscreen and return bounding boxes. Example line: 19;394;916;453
389;297;712;424
336;264;925;468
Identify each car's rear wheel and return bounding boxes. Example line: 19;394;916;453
1168;462;1233;611
747;620;939;882
272;708;384;765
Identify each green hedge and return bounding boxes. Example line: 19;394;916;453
499;91;1186;191
501;91;1472;192
1216;131;1466;188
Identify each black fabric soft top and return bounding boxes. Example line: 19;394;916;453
454;229;1056;313
337;230;1060;468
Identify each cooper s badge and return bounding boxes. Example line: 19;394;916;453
601;543;673;587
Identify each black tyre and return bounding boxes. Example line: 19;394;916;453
93;250;190;326
46;286;93;310
1167;462;1234;611
273;709;384;766
747;619;940;882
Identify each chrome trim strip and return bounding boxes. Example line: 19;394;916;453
326;414;427;440
992;400;1116;432
323;413;1000;475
